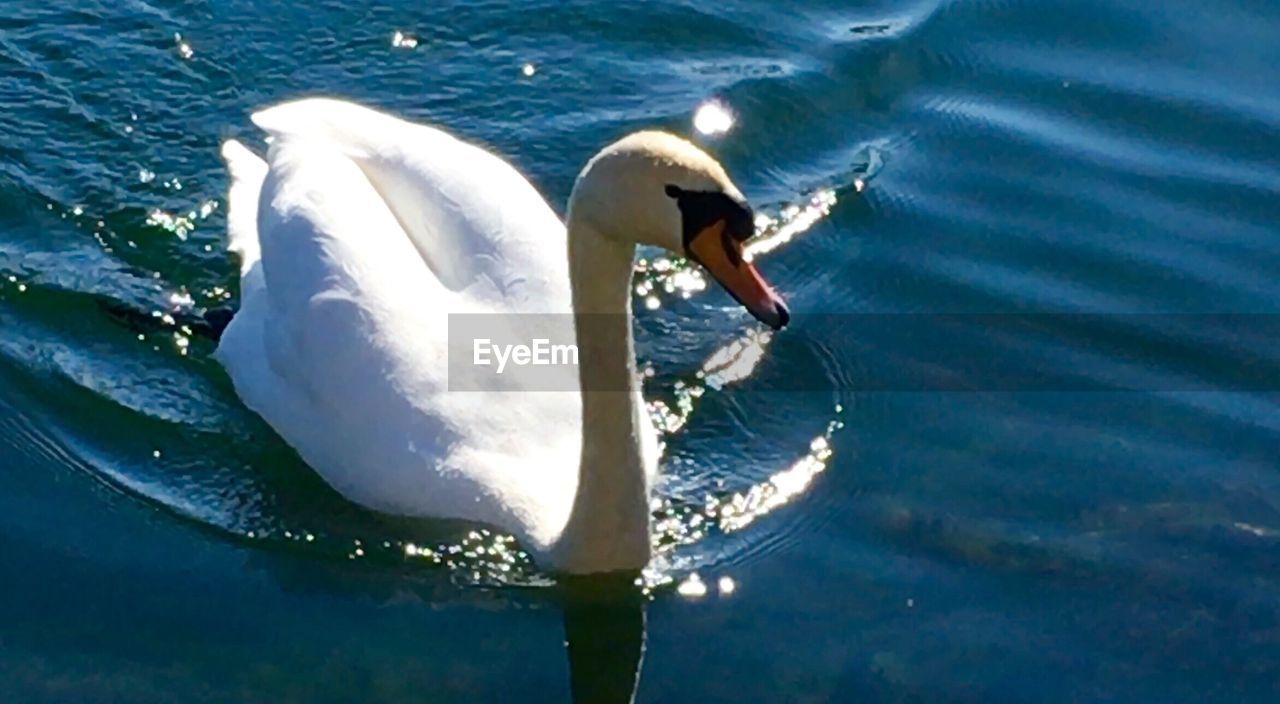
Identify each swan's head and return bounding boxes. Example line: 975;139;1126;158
569;131;790;330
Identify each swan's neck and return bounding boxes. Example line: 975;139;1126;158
552;214;652;574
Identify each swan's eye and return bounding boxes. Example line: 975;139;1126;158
721;225;743;266
665;184;754;252
725;202;755;243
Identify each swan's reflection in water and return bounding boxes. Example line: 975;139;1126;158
247;550;647;703
560;573;647;704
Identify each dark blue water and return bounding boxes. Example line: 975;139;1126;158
2;1;1279;702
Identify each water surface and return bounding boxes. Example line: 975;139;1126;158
1;0;1278;701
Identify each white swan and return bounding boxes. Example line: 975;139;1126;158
215;98;789;574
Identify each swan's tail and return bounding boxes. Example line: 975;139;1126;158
220;139;268;275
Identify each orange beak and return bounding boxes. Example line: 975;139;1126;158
687;220;790;330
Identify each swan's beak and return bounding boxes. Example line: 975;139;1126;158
687;221;790;330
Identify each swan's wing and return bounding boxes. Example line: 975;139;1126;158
250;98;571;313
220;135;522;520
215;113;583;549
255;137;451;395
219;134;456;444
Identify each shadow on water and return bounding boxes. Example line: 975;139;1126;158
248;547;647;704
559;572;647;704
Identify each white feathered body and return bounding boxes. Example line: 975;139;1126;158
215;99;656;557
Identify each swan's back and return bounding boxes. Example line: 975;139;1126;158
251;98;570;309
215;99;584;553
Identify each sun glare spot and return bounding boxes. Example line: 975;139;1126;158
693;100;735;136
391;31;419;49
677;572;708;598
173;33;194;60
